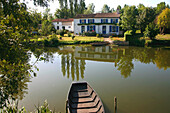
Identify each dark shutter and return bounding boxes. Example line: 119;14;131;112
116;19;118;23
87;26;89;31
84;19;86;24
116;26;119;32
110;26;112;32
111;19;113;23
101;19;103;23
106;19;108;23
93;25;95;31
80;19;82;23
93;19;94;23
88;19;90;23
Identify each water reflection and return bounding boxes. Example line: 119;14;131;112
59;46;170;79
60;47;86;81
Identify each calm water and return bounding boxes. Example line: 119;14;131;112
7;46;170;113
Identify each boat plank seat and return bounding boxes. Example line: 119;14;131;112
67;82;105;113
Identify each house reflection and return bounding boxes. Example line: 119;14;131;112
60;46;170;80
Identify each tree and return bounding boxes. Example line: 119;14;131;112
156;2;166;14
137;7;156;34
144;22;159;40
41;20;55;35
121;5;138;34
84;3;95;14
101;4;112;13
157;8;170;34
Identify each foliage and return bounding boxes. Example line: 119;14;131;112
121;5;138;35
156;2;168;14
84;3;95;14
72;35;75;40
144;22;159;40
41;20;56;36
101;4;112;13
137;7;156;34
84;31;96;36
157;8;170;34
55;0;86;18
56;30;65;36
67;32;72;37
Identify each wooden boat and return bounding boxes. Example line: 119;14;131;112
66;82;105;113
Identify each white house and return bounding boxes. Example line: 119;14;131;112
52;18;74;32
74;13;120;35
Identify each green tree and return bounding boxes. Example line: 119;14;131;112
137;7;156;34
157;8;170;34
101;4;112;13
121;5;138;34
84;3;95;14
41;20;55;35
156;2;167;14
144;22;159;40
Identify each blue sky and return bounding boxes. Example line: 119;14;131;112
25;0;170;15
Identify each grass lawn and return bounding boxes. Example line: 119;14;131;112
155;34;170;40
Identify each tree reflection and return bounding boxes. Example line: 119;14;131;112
60;48;86;81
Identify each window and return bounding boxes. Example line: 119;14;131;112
101;19;108;23
87;25;96;32
111;26;116;32
57;22;59;24
62;26;65;30
88;19;94;23
68;26;71;28
111;19;118;23
57;26;59;30
80;19;86;24
109;26;119;32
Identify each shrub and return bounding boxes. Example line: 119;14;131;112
144;22;159;40
111;33;118;37
84;31;96;36
79;32;81;36
72;35;75;40
50;37;59;46
60;36;62;40
56;30;65;36
109;36;113;38
96;34;99;37
67;32;72;37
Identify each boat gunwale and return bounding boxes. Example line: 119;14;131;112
66;81;105;113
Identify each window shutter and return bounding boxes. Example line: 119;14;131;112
116;26;119;32
110;26;112;32
88;19;90;23
80;19;82;23
87;26;89;31
93;25;95;31
93;19;94;23
111;19;113;23
101;19;103;23
84;19;86;24
106;19;108;23
116;19;118;23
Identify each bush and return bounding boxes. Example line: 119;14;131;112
144;22;159;40
56;30;65;36
79;32;81;35
67;32;71;37
50;37;59;46
60;36;62;40
109;36;113;38
84;31;96;36
96;34;99;37
72;35;75;40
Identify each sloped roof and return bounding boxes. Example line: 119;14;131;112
52;18;73;22
74;13;120;18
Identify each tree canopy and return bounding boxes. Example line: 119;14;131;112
157;8;170;34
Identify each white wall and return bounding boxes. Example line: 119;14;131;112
53;21;74;32
74;18;119;35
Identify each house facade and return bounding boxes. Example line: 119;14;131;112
74;13;120;35
52;18;74;32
